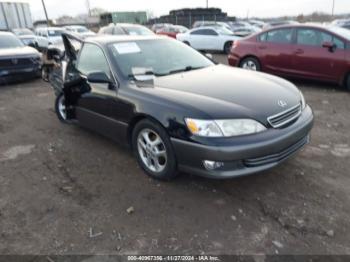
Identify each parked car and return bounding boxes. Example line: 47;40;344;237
177;26;241;54
64;25;96;38
248;20;267;29
98;23;154;36
12;28;38;48
228;25;350;90
50;33;313;180
228;21;261;37
34;27;65;49
156;25;188;38
151;23;172;33
263;20;299;29
0;32;41;84
192;21;231;31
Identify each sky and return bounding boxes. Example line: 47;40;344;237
7;0;350;20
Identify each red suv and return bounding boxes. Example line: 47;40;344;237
228;25;350;90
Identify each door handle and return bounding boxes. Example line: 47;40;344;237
295;49;304;55
258;46;267;50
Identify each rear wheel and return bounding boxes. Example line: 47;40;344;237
224;42;232;54
239;57;261;71
132;119;177;180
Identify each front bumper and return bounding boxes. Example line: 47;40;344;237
0;65;41;84
171;106;314;179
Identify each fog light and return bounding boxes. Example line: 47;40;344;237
203;160;224;170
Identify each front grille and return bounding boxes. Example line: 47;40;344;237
244;136;309;167
267;104;302;128
0;58;36;68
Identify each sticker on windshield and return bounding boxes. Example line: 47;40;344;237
113;42;141;54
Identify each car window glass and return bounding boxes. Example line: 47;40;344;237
113;26;125;35
332;36;345;49
297;29;320;46
259;33;267;42
191;29;217;36
266;28;292;43
321;32;345;49
77;43;110;77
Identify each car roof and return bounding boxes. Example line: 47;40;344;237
84;34;166;45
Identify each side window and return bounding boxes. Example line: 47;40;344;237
266;28;293;44
333;36;345;49
191;29;217;36
259;33;267;42
206;29;218;36
113;26;125;35
77;43;110;77
191;29;206;35
297;29;320;46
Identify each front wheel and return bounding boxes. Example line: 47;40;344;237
132;119;178;180
239;57;261;71
55;93;69;123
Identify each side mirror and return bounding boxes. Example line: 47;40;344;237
322;41;336;52
87;71;114;87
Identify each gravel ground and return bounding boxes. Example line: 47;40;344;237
0;54;349;256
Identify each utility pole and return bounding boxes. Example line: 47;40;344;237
206;0;209;8
41;0;49;26
332;0;335;18
86;0;92;17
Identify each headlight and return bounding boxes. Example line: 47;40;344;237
185;119;223;137
299;90;306;110
185;118;266;137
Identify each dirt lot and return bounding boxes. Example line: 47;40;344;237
0;54;350;256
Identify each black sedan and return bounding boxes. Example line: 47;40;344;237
51;33;314;180
0;32;42;84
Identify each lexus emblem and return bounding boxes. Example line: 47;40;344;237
278;100;288;108
12;59;18;65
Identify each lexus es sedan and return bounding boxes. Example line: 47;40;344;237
228;25;350;91
0;32;42;84
51;33;313;180
177;26;241;54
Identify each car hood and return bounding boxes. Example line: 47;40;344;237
149;65;301;123
0;46;39;58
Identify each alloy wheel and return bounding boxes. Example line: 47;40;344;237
242;60;258;71
137;129;167;173
58;95;67;120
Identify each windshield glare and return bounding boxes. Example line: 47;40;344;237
0;34;24;49
109;39;214;78
328;27;350;41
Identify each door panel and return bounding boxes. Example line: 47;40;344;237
257;28;294;74
292;28;346;81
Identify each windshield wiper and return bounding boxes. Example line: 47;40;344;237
167;66;205;75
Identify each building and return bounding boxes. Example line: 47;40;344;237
0;1;33;30
100;11;148;26
148;8;235;28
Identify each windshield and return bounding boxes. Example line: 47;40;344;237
0;34;24;49
48;29;64;37
123;26;154;36
109;39;214;78
216;26;234;35
13;29;34;36
328;27;350;41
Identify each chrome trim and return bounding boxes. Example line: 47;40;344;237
267;103;302;128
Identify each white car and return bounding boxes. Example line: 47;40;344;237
177;26;241;54
64;25;96;38
34;27;65;49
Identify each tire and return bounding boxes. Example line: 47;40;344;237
224;42;232;54
239;57;261;71
132;119;178;181
55;93;69;123
345;74;350;91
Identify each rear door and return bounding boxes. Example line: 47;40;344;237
292;28;346;81
189;29;217;50
257;28;294;74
